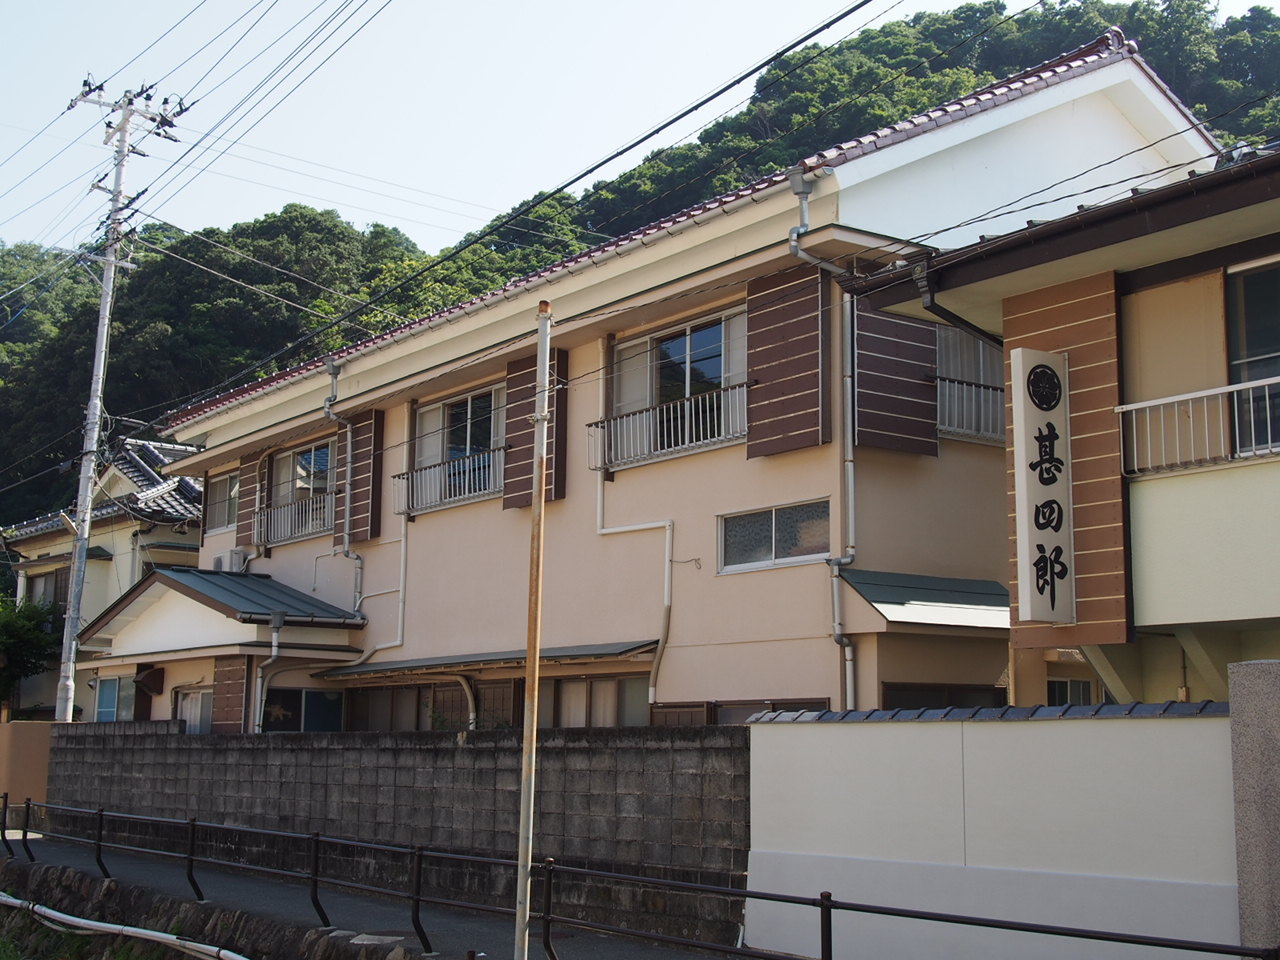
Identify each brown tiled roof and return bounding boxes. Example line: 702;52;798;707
165;28;1180;433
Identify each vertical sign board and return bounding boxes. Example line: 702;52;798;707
1011;348;1076;623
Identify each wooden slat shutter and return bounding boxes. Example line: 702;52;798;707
746;266;829;458
333;409;384;546
503;349;568;509
854;309;938;456
235;454;261;549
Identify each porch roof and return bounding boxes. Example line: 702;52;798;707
839;568;1010;631
80;567;366;643
318;640;658;680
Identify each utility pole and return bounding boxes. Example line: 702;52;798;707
54;82;185;723
514;300;553;960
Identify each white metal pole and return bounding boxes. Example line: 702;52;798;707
55;99;135;723
514;300;553;960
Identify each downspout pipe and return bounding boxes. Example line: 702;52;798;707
344;403;413;669
323;358;365;613
788;169;859;711
254;610;286;734
911;260;1003;349
827;558;856;710
595;342;674;705
431;673;478;730
786;165;844;276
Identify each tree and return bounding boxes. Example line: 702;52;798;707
0;598;60;705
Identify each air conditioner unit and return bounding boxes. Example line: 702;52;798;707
211;548;247;573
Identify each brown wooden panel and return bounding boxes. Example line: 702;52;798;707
745;430;825;459
211;655;249;734
747;266;828;459
236;454;261;549
856;370;937;404
855;310;937;457
749;386;823;418
749;373;822;406
1005;271;1127;648
857;390;936;421
503;350;568;509
749;314;822;352
856;334;936;367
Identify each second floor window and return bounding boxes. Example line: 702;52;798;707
416;387;505;469
272;441;334;505
589;311;748;470
205;472;240;533
1227;260;1280;454
936;326;1003;444
255;440;336;545
613;311;746;416
394;386;506;514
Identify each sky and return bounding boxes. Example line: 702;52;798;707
0;0;1267;258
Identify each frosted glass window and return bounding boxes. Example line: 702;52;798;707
721;501;829;571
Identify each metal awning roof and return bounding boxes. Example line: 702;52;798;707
80;567;366;642
840;568;1010;631
319;640;658;679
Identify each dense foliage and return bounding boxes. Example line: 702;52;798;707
0;0;1275;526
0;598;60;702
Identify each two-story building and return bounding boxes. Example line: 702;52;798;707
2;439;202;720
76;30;1223;731
852;142;1280;703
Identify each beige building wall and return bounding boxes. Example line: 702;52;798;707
854;439;1006;581
1121;272;1227;402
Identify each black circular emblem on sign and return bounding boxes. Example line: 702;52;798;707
1027;363;1062;411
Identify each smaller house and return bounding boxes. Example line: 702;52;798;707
848;143;1280;704
1;439;203;720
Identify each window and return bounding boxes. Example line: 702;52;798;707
1227;261;1280;454
255;440;336;544
936;326;1003;443
94;675;136;723
205;472;239;532
720;500;829;572
261;688;344;732
538;676;649;728
1047;678;1093;706
273;440;333;504
177;689;213;734
27;567;69;626
395;386;505;514
589;311;747;469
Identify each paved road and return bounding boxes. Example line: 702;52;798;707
5;834;731;960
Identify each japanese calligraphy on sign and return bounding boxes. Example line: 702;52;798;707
1011;348;1076;623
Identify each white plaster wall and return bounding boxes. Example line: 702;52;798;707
107;589;253;656
1130;459;1280;626
747;717;1237;959
834;66;1214;251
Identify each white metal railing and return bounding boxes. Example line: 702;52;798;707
1116;375;1280;476
587;383;748;470
392;448;504;515
252;491;335;545
937;376;1004;444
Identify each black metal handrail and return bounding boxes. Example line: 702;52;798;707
3;793;1275;960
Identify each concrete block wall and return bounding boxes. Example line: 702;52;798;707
45;723;749;943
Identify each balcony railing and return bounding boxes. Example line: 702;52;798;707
1117;375;1280;477
252;491;335;546
937;376;1004;444
587;383;748;471
392;448;504;515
